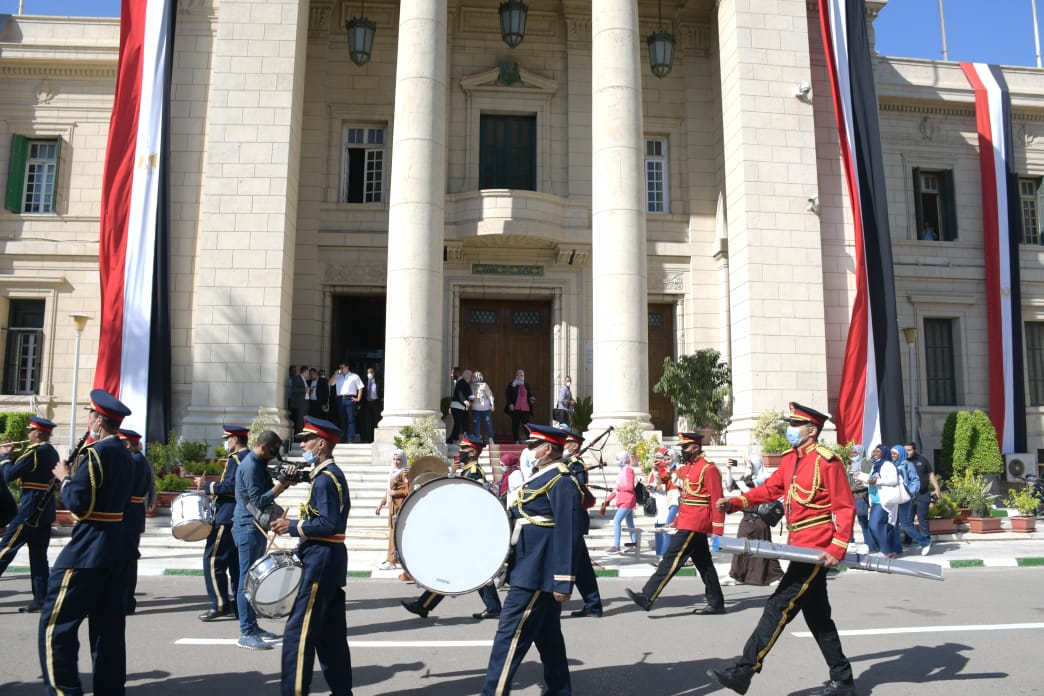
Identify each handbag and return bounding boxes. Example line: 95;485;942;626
552;408;571;424
643;496;658;517
755;500;784;527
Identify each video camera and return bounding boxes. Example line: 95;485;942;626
266;459;313;485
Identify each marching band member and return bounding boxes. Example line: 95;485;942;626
117;429;156;614
39;389;133;696
0;416;59;612
195;425;249;621
708;403;857;696
402;434;502;620
563;430;603;618
271;416;353;696
480;424;583;696
625;432;726;615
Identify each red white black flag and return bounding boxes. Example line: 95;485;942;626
96;0;174;441
960;62;1027;454
817;0;906;449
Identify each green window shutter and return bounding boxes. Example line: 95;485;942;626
912;167;923;239
942;169;958;241
5;134;28;213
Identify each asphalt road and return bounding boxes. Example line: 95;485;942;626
1;567;1041;695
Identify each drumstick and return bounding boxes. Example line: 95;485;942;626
264;509;289;554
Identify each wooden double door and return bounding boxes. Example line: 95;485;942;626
458;299;551;439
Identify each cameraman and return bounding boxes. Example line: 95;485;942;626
232;429;294;650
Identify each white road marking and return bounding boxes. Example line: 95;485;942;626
176;638;494;648
793;622;1044;638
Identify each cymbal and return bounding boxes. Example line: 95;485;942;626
407;455;449;489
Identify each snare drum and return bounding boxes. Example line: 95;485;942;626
170;492;215;542
394;477;510;595
244;550;303;619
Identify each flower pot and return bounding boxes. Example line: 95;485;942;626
953;507;971;524
1009;515;1036;532
967;516;1003;534
762;453;784;468
928;517;956;535
154;491;180;508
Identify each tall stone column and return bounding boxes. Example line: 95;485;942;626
589;0;651;432
377;0;448;436
180;0;309;440
716;0;828;443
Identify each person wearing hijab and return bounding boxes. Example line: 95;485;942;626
867;445;901;557
889;444;931;556
724;456;783;586
376;449;409;570
497;452;523;506
599;452;638;554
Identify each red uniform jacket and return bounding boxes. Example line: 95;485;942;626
674;455;725;536
727;441;855;561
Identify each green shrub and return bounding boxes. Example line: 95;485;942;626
183;460;223;476
181;439;209;463
393;416;442;465
938;411;958;480
928;494;956;519
0;411;33;442
570;397;593;434
950;410;1003;478
753;410;787;451
156;474;190;492
760;431;792;454
146;430;182;478
1006;485;1041;516
653;350;732;442
614;419;647;455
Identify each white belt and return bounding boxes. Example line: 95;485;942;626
510;515;553;546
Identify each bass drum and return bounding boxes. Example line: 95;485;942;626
170;492;214;542
395;477;510;595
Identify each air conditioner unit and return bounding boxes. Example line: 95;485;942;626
1004;453;1035;481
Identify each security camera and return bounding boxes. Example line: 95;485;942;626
795;81;812;98
806;194;819;213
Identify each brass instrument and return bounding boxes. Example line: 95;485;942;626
0;439;31;456
25;431;88;528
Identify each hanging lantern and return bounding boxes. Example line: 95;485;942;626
499;0;528;48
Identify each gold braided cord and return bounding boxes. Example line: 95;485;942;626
786;454;831;510
73;448;103;521
320;469;346;511
681;459;709;499
513;463;584;527
15;444;39;474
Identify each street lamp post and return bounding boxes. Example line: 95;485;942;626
69;314;91;449
902;326;919;447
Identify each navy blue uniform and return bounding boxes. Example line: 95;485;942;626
39;434;133;696
280;459;353;696
0;441;59;606
124;450;154;613
202;449;243;613
481;460;583;696
566;455;602;616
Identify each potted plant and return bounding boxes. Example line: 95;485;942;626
945;473;977;523
394;416;443;465
155;473;191;507
1005;485;1040;532
570;396;593;434
965;473;1001;534
652;349;732;442
927;494;958;534
752;410;790;468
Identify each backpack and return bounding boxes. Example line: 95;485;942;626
898;460;920;497
634;479;649;505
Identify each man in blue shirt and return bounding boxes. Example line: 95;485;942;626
232;429;294;650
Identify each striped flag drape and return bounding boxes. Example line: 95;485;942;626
960;62;1027;455
818;0;906;449
95;0;175;442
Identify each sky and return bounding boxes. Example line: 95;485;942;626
1;0;1044;69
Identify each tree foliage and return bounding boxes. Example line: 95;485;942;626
393;416;442;465
938;411;958;481
652;349;732;441
950;410;1003;478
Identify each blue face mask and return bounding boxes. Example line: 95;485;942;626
785;426;803;446
302;449;316;465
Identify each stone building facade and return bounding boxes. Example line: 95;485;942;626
1;0;1042;466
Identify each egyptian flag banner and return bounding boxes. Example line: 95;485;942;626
817;0;906;449
960;63;1027;454
95;0;175;441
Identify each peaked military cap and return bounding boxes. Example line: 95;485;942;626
296;416;342;444
29;416;56;433
86;388;132;423
525;424;569;447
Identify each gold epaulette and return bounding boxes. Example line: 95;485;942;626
816;445;839;462
557;462;571;474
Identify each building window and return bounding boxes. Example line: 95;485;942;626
1026;321;1044;406
5;135;60;214
1019;178;1042;245
645;137;668;213
924;317;958;405
341;126;386;203
479;114;536;191
912;168;956;241
2;299;45;394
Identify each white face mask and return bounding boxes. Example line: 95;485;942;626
367;373;374;380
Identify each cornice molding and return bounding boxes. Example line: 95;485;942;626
0;64;116;80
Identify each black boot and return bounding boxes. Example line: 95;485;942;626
401;599;429;619
819;678;856;696
625;588;652;612
706;664;754;695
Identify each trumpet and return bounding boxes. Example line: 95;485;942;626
0;439;31;453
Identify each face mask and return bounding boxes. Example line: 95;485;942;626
90;428;102;441
302;449;316;465
565;381;571;387
459;450;471;464
785;426;803;446
367;373;374;380
680;448;694;462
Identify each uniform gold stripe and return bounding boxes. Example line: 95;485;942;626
753;564;821;671
495;591;542;695
649;532;694;603
0;523;24;557
420;592;440;609
45;568;75;696
294;582;320;696
208;525;225;611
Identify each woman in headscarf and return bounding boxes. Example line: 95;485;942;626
867;444;901;557
376;449;409;570
497;451;523;506
599;452;638;554
889;444;931;555
725;455;784;585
